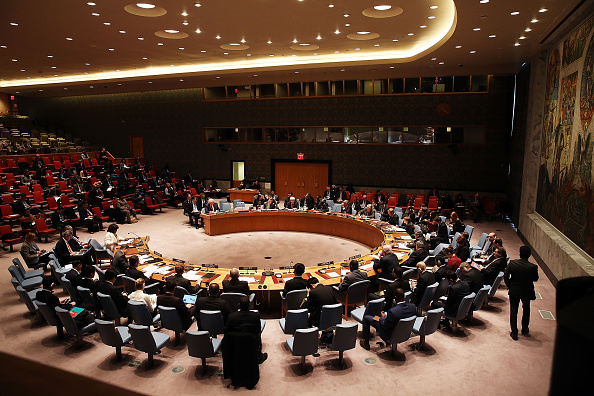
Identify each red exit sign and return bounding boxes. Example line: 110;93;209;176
297;153;304;160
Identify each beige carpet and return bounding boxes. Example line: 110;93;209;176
0;206;557;395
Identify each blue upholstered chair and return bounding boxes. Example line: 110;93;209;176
279;308;308;335
95;318;132;361
286;327;319;371
128;323;170;368
187;330;222;375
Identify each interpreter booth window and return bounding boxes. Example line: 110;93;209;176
374;127;388;143
315;128;329;142
301;128;316;142
454;76;470;92
329;127;343;142
288;128;300;142
389;78;404;94
357;128;373;143
402;127;434;144
405;78;420;93
343;127;357;143
471;75;489;92
238;128;263;142
387;128;403;143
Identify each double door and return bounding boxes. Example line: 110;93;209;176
274;162;329;199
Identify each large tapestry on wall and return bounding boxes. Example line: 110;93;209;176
537;15;594;257
536;17;594;256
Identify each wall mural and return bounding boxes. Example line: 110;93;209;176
537;15;594;257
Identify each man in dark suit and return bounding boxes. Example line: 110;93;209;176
401;240;429;268
203;198;219;213
481;246;508;285
432;257;449;282
96;269;130;317
282;263;308;295
411;262;436;306
111;250;129;275
372;245;400;281
166;263;200;294
157;279;194;330
54;229;82;266
285;196;300;209
360;288;417;350
51;206;78;236
222;268;250;296
368;266;411;311
306;277;336;328
460;262;484;294
225;296;267;363
337;260;368;292
504;246;539;340
195;283;232;326
125;255;158;285
432;270;471;327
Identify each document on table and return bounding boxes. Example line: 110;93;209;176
183;270;202;282
326;272;341;278
396;253;406;259
138;254;152;264
360;263;374;271
340;269;350;276
238;276;256;283
142;264;160;277
400;235;413;240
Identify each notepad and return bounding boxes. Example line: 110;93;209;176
326;272;341;278
360;263;374;271
182;270;202;281
238;276;256;283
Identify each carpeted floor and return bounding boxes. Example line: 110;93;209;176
0;206;557;395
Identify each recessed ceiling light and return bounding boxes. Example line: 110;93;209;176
142;57;147;59
136;3;155;9
89;86;93;88
223;52;228;55
51;66;56;68
92;13;99;16
295;71;299;74
267;40;272;44
148;81;152;84
407;33;414;36
138;37;144;40
181;11;188;16
525;28;532;32
85;62;90;65
355;47;360;50
11;59;17;61
269;54;274;56
247;53;251;56
194;3;201;7
357;31;370;34
0;45;6;48
39;89;43;91
195;28;201;33
510;11;519;15
215;35;221;39
428;16;435;19
489;35;496;38
180;79;184;82
109;48;114;51
103;22;111;25
118;83;122;86
47;55;53;58
158;42;164;45
335;50;339;53
328;4;334;8
230;43;240;46
531;18;538;23
66;37;73;41
201;50;206;52
170;64;174;66
455;45;462;48
340;69;345;72
473;28;481;31
514;43;520;46
63;88;67;90
54;74;59;76
182;21;189;25
430;5;438;9
179;47;185;50
389;66;394;68
216;76;220;79
469;50;476;53
519;36;526;39
431;57;437;60
335;29;340;34
20;69;25;71
420;25;427;28
316;34;322;40
241;38;246;43
119;30;126;33
439;61;444;64
87;2;96;5
392;39;398;42
293;39;298;43
345;23;350;27
374;5;392;11
480;0;489;3
374;44;380;46
539;8;548;12
343;13;350;17
299;43;310;46
253;74;258;76
165;29;179;34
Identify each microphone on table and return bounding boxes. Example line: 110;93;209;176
128;231;141;238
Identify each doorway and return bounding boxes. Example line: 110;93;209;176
273;160;330;198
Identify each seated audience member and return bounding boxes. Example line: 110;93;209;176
444;246;462;271
381;207;399;226
13;193;40;216
460;262;484;294
432;256;449;282
204;198;220;213
116;196;137;224
222;268;250;296
73;264;99;294
359;203;376;218
166;263;200;294
450;211;465;234
360;288;416;350
338;260;368;292
431;270;471;328
469;193;482;222
87;181;105;208
306;277;336;328
373;245;400;281
368;267;411;311
97;269;130;317
51;205;78;236
20;209;37;233
285;196;300;210
402;216;415;236
481;246;508;285
282;263;308;295
195;283;232;325
36;286;94;327
410;262;436;306
225;296;268;363
401;240;429;268
54;228;82;266
128;278;157;314
454;234;471;262
104;223;124;252
21;232;54;268
157;279;194;331
78;200;103;233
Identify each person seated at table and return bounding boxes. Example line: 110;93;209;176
373;245;400;281
401;240;429;268
302;193;315;210
454;234;471;262
269;190;279;203
338;260;368;292
97;269;130;318
195;283;232;325
450;211;465;234
410;262;436;306
444;246;462;271
359;203;376;218
407;230;429;255
104;223;125;252
282;263;308;295
253;193;265;208
125;255;158;285
20;209;37;233
166;263;200;294
368;266;411;311
263;197;277;210
285;196;300;210
360;288;416;350
78;200;103;233
222;268;250;296
381;207;399;226
157;279;194;330
402;216;415;236
306;277;336;328
314;195;329;211
204;198;220;213
129;278;157;314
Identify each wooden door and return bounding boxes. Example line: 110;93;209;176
274;162;328;199
130;136;144;158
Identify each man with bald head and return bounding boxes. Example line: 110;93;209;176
222;268;250;296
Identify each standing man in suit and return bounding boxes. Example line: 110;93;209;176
157;279;194;330
97;269;130;318
360;288;416;350
166;263;200;294
338;260;368;292
282;263;308;295
195;283;232;326
373;245;400;281
410;262;436;306
504;246;539;340
222;268;250;296
306;277;336;328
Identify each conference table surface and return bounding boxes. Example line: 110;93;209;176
126;210;414;292
227;188;259;202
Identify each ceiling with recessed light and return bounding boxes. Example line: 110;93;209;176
0;0;590;97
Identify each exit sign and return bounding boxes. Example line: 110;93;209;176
297;153;304;160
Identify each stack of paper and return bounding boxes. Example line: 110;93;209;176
238;276;256;283
142;264;160;277
326;272;341;278
183;270;202;281
360;263;374;271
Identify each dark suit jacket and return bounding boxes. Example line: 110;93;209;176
204;203;220;213
157;293;193;330
225;310;261;335
111;250;129;275
125;266;149;281
454;243;471;262
222;279;250;296
377;302;417;341
383;279;411;310
462;268;484;294
433;265;449;282
307;284;336;328
373;253;400;280
411;270;436;306
444;280;471;317
167;273;198;294
338;270;368;292
401;249;428;267
195;295;232;325
283;276;308;295
55;238;78;266
504;258;538;300
285;200;300;209
97;280;130;317
482;257;507;286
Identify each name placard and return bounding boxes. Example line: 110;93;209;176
202;263;218;269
